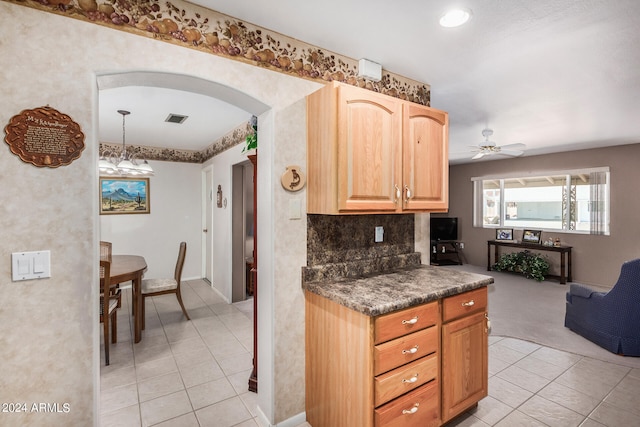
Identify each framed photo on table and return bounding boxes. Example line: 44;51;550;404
100;177;150;215
495;228;514;241
522;229;542;244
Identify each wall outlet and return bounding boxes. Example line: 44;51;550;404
375;226;384;243
459;242;465;249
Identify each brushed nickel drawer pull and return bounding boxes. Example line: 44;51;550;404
462;300;475;307
402;374;419;384
394;184;401;204
402;403;420;415
402;345;419;355
402;317;419;325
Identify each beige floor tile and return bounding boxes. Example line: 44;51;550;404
538;381;600;416
187;377;237;410
170;336;209;356
101;365;137;391
518;395;585;426
100;403;141;427
218;352;253;376
472;395;514;425
179;358;225;388
133;342;173;365
163;321;201;343
140;390;193;427
497;337;541;355
496;365;551;393
603;375;640;417
152;412;200;427
494;409;547;426
589;401;640;426
529;345;583;369
138;371;185;403
135;356;179;382
490;342;528;365
173;347;216;370
239;391;258;417
100;382;139;414
227;369;253;394
514;354;570;380
489;376;533;408
195;396;252;427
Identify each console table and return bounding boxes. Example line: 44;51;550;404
487;240;573;284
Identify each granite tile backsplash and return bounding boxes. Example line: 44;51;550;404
303;214;422;282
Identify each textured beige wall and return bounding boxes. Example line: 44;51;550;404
0;2;320;425
444;143;640;287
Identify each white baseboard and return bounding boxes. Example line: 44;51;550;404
255;406;307;427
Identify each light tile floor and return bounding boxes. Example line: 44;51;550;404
101;279;640;427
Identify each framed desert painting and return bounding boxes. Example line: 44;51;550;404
100;177;150;215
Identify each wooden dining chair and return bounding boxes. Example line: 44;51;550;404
100;259;119;366
100;240;112;261
141;242;190;329
100;240;121;307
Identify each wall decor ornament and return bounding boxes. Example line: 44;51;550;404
100;177;150;215
281;165;306;192
4;106;85;168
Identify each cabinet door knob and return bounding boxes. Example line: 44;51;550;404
402;374;419;383
401;316;418;325
394;184;401;204
462;300;475;307
402;345;419;355
402;403;420;415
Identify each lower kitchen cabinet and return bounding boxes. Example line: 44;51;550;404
305;286;488;427
441;288;489;423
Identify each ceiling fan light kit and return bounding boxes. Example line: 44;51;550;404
470;128;525;160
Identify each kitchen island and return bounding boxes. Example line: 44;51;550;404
304;265;494;427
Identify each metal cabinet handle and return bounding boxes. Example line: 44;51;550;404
404;185;412;203
402;317;418;325
402;374;419;384
402;403;420;415
462;300;475;307
394;184;401;204
402;345;419;355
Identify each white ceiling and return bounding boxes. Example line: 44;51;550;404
99;0;640;164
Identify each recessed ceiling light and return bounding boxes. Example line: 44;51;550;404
439;8;472;28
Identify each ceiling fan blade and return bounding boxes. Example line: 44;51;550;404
471;152;486;160
497;149;524;157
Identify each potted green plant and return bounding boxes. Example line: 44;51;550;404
492;250;550;281
244;115;258;154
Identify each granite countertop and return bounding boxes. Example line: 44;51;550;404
303;265;494;317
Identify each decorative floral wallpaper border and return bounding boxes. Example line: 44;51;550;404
99;120;251;164
10;0;430;105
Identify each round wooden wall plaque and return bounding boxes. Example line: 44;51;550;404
281;165;306;192
4;106;85;168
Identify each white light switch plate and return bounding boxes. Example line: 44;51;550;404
12;250;51;281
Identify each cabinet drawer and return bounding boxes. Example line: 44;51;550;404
374;301;438;344
374;326;438;376
375;380;440;427
442;287;487;323
374;353;438;407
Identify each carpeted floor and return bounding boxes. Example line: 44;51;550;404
444;264;640;369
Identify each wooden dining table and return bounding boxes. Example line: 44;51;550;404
110;255;147;343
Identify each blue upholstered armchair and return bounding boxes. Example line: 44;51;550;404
565;259;640;356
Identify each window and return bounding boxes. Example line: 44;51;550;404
473;168;609;235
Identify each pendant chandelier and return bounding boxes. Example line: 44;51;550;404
98;110;154;176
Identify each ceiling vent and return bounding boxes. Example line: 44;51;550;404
165;113;188;124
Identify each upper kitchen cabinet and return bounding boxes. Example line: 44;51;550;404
307;81;449;214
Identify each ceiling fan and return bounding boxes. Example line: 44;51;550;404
470;129;525;160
